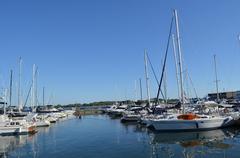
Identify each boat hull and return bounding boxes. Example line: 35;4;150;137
149;117;234;131
121;115;141;123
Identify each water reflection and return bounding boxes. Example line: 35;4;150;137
0;135;30;158
1;116;240;158
148;128;239;158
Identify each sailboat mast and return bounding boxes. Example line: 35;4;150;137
43;87;45;106
9;70;13;107
163;68;167;104
4;89;7;115
32;64;36;108
214;54;220;102
134;80;137;102
174;9;185;113
18;57;22;110
172;34;181;100
144;50;151;105
35;67;38;107
139;78;143;100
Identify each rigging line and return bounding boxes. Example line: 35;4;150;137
24;83;32;107
146;52;165;99
187;70;199;100
155;16;174;105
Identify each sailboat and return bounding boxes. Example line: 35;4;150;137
148;10;234;131
121;50;150;122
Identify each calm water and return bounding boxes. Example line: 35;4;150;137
1;115;240;158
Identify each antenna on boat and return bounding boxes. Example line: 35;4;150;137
174;9;185;113
144;50;151;105
213;54;220;103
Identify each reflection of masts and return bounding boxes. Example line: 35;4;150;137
144;50;151;104
174;9;185;113
214;54;220;102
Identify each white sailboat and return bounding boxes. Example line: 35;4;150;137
121;50;151;122
148;10;234;131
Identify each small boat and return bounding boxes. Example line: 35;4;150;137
35;119;50;127
46;115;58;123
0;120;36;135
107;105;128;117
29;114;51;127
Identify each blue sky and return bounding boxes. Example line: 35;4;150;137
0;0;240;104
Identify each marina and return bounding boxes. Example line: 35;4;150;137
1;115;240;158
1;0;240;157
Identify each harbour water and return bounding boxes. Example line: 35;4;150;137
2;115;240;158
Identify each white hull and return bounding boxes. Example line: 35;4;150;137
0;127;21;135
149;116;233;131
35;120;50;127
0;126;30;135
121;114;141;122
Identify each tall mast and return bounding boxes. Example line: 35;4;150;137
144;50;151;104
214;54;220;102
134;80;137;101
18;57;23;110
4;89;7;115
31;64;36;108
139;78;143;100
172;34;181;100
9;70;13;107
163;67;167;104
174;9;185;113
43;87;45;106
35;67;38;107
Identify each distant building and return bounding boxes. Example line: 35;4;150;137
208;91;240;101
